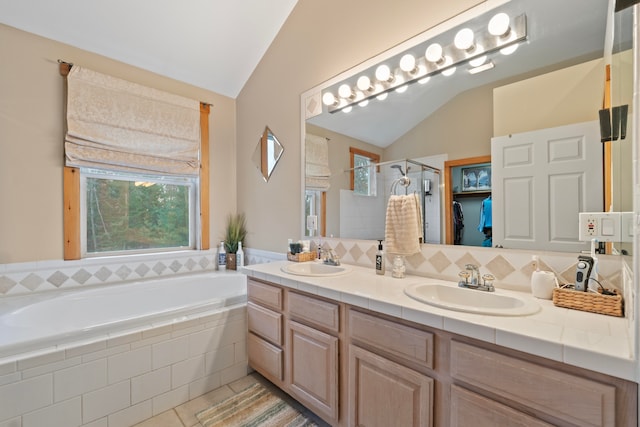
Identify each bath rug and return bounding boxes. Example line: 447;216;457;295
196;382;319;427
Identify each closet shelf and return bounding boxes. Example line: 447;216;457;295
453;190;491;197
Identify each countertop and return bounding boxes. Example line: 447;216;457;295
242;260;638;382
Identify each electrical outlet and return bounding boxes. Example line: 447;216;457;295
578;212;621;242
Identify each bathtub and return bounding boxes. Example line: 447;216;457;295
0;271;247;360
0;271;249;426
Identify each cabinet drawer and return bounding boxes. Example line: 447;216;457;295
450;385;552;427
289;292;340;333
247;302;283;345
248;333;283;382
450;341;616;427
349;309;434;369
248;279;283;310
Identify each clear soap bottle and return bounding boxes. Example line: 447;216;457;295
236;241;244;269
375;240;385;275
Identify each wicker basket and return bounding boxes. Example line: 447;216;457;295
552;287;623;317
287;251;317;262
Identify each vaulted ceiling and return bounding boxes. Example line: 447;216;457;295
0;0;299;98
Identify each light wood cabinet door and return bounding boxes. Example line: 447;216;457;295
288;320;339;424
349;344;434;427
451;385;553;427
247;333;283;383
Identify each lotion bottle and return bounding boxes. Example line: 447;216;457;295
218;241;226;271
375;240;385;275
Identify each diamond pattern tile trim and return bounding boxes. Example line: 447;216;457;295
21;273;44;291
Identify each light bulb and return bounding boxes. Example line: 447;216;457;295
322;92;336;106
399;54;417;73
358;99;369;107
425;43;444;63
442;66;456;77
500;44;518;55
375;64;393;82
395;84;408;93
488;12;510;37
342;106;353;113
418;76;431;84
338;84;353;99
454;28;475;51
357;75;373;92
469;55;487;67
376;92;388;101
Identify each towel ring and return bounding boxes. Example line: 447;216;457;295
391;176;411;195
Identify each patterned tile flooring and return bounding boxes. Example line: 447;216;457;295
133;372;329;427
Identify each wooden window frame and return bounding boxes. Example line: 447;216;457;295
349;147;380;191
63;100;210;260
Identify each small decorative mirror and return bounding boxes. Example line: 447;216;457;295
252;126;284;181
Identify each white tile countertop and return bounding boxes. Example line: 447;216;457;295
242;260;637;382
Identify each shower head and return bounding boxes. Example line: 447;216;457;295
390;164;405;176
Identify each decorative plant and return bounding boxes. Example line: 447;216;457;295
224;213;247;253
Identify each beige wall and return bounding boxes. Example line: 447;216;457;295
236;0;486;252
493;58;604;136
0;24;236;263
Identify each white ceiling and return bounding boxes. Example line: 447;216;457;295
0;0;299;98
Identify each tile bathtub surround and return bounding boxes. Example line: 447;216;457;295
0;248;286;297
0;305;248;427
315;237;628;293
0;250;222;296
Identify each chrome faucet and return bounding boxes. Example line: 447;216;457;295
458;264;495;292
322;248;341;266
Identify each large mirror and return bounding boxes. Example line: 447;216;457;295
302;0;634;254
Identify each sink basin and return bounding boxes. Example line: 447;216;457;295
404;283;540;316
281;262;351;277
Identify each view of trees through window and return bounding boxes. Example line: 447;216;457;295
354;153;376;196
86;176;191;253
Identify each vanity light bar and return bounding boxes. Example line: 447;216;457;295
323;13;527;114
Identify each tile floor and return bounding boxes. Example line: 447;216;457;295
133;372;329;427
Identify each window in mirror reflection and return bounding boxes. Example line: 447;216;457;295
350;147;380;196
305;190;324;237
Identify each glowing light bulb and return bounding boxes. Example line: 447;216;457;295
500;44;519;55
358;99;369;107
375;64;393;82
357;75;373;92
376;92;388;101
442;66;456;77
488;13;510;37
454;28;475;51
418;76;431;84
469;55;487;67
395;85;408;93
338;84;353;99
322;92;336;106
342;106;353;113
425;43;444;63
399;54;417;73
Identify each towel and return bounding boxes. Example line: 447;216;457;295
384;193;422;255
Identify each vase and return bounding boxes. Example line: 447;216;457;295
226;253;237;270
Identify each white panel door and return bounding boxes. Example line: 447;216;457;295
491;121;602;252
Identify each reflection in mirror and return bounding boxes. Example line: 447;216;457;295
301;0;634;255
252;126;284;182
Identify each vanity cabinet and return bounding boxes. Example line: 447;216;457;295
247;279;341;425
247;277;637;427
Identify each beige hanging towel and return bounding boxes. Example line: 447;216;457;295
384;193;423;255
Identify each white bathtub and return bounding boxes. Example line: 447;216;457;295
0;271;247;360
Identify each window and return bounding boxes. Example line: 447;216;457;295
350;147;380;196
61;65;210;260
81;169;197;256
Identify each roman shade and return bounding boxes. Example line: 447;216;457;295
65;66;201;176
305;133;331;191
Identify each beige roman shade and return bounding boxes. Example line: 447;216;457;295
65;66;201;176
305;133;331;191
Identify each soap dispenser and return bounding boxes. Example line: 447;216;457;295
375;240;385;275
